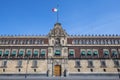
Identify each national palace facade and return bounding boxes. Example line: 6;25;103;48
0;23;120;79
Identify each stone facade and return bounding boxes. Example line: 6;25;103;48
0;23;120;78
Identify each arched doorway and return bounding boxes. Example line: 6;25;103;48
54;65;61;76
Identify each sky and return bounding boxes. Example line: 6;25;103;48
0;0;120;35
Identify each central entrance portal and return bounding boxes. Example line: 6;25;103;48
54;65;61;76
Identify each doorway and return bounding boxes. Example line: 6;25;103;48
54;65;61;76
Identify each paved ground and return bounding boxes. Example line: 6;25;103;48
0;76;119;80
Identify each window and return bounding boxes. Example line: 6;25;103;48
41;50;46;57
101;60;106;68
11;50;16;56
26;50;31;56
1;60;7;68
87;51;92;56
69;50;74;56
112;50;117;57
4;50;9;56
88;60;94;68
113;60;119;67
93;51;98;56
0;50;2;56
18;50;24;56
81;51;86;56
75;60;81;68
31;60;37;68
17;60;22;68
33;50;38;56
103;50;109;57
55;50;61;56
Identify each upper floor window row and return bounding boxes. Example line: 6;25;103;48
0;49;46;57
72;39;120;45
0;39;44;45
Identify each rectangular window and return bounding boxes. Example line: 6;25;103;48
75;60;81;68
88;60;94;68
113;60;119;67
55;50;61;56
1;60;7;68
101;60;106;68
31;60;37;68
69;50;74;56
16;60;22;68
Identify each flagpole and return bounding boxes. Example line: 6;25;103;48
57;4;59;23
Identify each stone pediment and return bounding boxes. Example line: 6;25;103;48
49;23;67;37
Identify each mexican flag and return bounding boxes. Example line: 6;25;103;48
52;8;58;12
